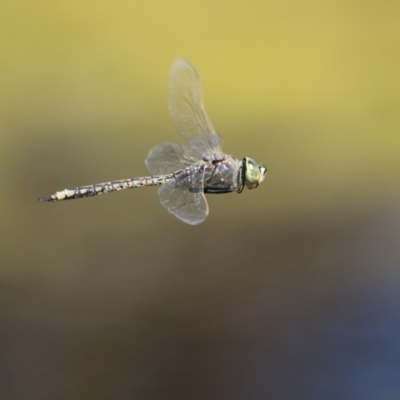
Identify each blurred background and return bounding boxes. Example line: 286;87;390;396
1;1;400;399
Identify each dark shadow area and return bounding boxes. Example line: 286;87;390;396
1;208;399;400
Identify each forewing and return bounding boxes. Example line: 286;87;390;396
185;132;224;160
168;58;222;149
158;166;209;225
145;142;189;175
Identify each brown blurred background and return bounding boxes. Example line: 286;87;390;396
1;1;400;399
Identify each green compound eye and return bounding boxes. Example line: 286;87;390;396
243;157;267;190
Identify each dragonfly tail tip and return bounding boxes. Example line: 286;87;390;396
38;196;53;202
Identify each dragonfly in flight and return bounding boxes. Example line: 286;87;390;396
39;58;267;225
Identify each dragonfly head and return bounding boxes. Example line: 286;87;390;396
242;157;267;190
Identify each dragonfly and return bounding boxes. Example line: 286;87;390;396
39;58;267;225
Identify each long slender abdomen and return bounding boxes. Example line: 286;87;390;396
39;175;172;202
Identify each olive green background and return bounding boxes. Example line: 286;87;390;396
1;1;399;399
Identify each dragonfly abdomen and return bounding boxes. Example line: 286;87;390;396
39;175;173;203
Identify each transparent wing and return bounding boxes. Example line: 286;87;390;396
145;142;190;175
168;58;222;153
158;166;209;225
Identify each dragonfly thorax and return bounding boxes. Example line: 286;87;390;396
203;155;242;194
